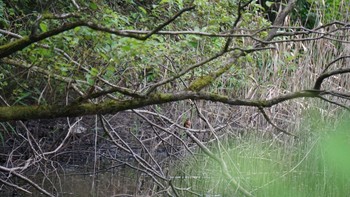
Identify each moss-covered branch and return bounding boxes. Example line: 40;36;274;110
0;90;320;121
188;60;233;91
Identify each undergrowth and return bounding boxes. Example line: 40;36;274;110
172;111;350;197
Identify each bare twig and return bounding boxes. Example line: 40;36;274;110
0;166;54;197
322;55;350;73
43;118;82;156
223;0;254;52
99;115;167;185
258;107;296;137
71;0;80;10
318;96;350;111
132;110;195;156
142;6;195;40
0;178;32;194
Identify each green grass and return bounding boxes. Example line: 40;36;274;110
172;113;350;197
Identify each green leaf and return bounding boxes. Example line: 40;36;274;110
86;74;94;85
74;27;80;33
160;0;171;4
188;41;198;48
13;92;31;105
89;2;98;10
90;67;99;77
266;1;274;8
39;22;48;32
107;65;115;72
253;3;265;10
138;6;147;14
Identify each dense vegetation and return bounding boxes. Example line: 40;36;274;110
1;0;350;196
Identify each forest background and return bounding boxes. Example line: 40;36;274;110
1;0;350;196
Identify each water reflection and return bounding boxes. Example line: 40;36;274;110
24;168;141;197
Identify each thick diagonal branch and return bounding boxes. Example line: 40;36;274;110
0;90;320;121
314;68;350;90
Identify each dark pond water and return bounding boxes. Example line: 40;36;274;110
3;167;145;197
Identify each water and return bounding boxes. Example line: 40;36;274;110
3;167;142;197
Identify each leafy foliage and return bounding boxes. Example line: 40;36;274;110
1;0;350;196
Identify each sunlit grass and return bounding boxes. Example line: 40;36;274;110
172;112;350;197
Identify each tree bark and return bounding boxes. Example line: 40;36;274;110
0;90;318;121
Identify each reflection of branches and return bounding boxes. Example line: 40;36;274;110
99;115;167;188
129;130;165;176
132;110;195;156
0;96;85;196
252;137;320;193
109;108;253;195
0;165;54;197
0;178;31;194
43;118;83;156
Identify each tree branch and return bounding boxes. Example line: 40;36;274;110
142;6;195;40
0;166;54;197
318;96;350;111
258;107;296;137
0;178;32;195
0;21;142;58
314;67;350;90
222;0;254;52
0;6;195;58
322;55;350;73
0;90;320;121
265;0;297;41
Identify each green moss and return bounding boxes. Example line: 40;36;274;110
42;13;54;19
154;93;173;101
188;63;233;92
0;36;29;51
188;75;214;91
0;36;31;58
